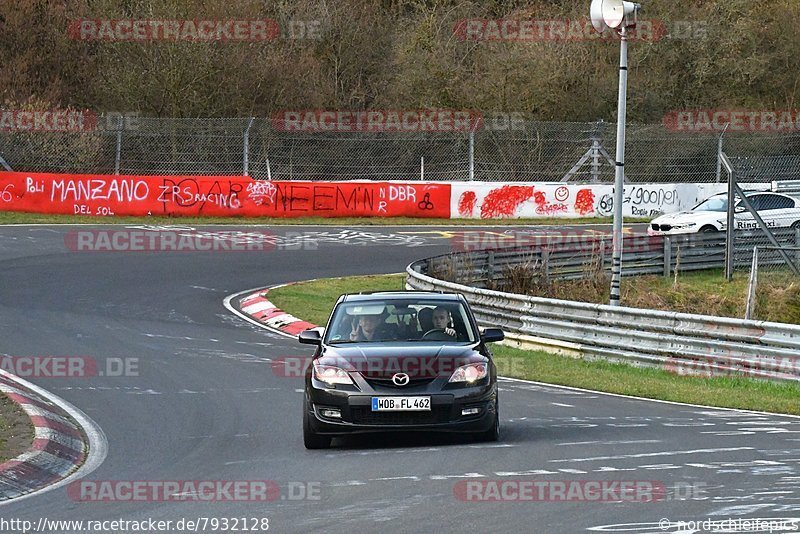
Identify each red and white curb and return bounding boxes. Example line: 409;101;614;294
235;285;317;336
0;370;105;503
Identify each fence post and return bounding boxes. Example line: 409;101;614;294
715;123;729;183
0;153;12;171
721;151;735;280
420;156;424;181
745;246;758;320
114;114;124;175
243;117;255;176
663;235;671;278
468;128;475;181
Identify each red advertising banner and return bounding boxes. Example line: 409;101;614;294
0;172;451;218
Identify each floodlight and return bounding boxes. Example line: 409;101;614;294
602;0;640;29
590;0;610;33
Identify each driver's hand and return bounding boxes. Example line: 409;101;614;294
444;327;456;337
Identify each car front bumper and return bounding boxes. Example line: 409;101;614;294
647;225;701;236
305;379;498;435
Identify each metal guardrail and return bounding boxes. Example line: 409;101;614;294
406;232;800;383
425;229;800;289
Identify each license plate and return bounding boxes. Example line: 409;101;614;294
371;396;431;411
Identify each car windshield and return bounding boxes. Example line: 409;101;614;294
325;298;477;344
692;197;728;212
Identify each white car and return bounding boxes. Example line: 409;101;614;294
648;191;800;236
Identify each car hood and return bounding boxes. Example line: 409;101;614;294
651;210;724;226
318;343;486;379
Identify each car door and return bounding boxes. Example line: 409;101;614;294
760;193;799;229
733;195;760;230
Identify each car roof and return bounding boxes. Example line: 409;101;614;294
709;190;785;198
339;291;462;303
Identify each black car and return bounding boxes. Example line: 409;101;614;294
299;291;504;449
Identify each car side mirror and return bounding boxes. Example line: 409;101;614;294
734;205;746;213
298;329;322;345
480;328;504;343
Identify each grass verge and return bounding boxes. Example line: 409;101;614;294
269;274;800;416
0;211;648;226
0;392;35;462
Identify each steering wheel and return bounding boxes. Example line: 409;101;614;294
421;328;453;341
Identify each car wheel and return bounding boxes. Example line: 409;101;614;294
473;399;499;442
699;225;718;233
791;221;800;230
303;398;332;450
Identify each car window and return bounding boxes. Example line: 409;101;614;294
692;197;728;212
325;299;477;344
735;195;760;211
757;194;795;210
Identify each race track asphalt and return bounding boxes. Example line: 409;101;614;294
0;224;798;533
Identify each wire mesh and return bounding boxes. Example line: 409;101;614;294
1;117;800;184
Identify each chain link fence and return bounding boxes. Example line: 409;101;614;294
7;116;799;183
713;140;800;316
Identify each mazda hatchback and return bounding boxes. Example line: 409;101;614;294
299;291;504;449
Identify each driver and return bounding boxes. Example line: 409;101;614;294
431;307;457;339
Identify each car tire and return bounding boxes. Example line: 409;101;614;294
791;221;800;230
473;399;500;442
303;398;332;450
699;225;718;233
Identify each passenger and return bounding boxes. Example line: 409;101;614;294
349;314;395;341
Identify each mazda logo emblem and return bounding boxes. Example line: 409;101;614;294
392;373;410;386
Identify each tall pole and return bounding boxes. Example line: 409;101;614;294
610;25;628;306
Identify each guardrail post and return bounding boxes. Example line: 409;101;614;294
486;250;495;285
796;228;800;265
542;249;550;282
663;236;671;278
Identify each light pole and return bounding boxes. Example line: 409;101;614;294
590;0;641;306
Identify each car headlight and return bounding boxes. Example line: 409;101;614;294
449;363;488;383
673;222;696;229
313;362;353;385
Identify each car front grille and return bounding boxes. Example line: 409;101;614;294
348;406;451;425
363;376;437;389
651;223;672;231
